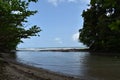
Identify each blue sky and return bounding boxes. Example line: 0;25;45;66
18;0;90;48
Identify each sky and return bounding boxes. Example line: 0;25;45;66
18;0;90;48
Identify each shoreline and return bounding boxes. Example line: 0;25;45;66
17;48;89;52
0;53;81;80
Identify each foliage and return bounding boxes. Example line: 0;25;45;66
0;0;41;52
79;0;120;52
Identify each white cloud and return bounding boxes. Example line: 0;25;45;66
81;0;90;4
47;0;90;6
68;0;90;3
54;37;63;44
11;11;22;14
72;32;79;41
68;0;77;3
48;0;64;6
48;0;58;6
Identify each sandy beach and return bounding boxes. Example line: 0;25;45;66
0;53;81;80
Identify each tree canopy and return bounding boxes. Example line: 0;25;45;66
79;0;120;52
0;0;41;52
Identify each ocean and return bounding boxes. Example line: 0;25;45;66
16;48;120;80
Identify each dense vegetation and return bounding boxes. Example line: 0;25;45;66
0;0;41;52
79;0;120;52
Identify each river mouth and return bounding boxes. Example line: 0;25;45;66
16;50;120;80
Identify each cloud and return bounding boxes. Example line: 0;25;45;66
47;0;58;6
54;37;63;44
81;0;90;4
68;0;77;3
72;32;79;41
11;11;22;14
47;0;90;6
48;0;64;6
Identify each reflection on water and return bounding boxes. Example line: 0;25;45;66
16;51;120;80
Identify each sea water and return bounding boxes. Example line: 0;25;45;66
16;48;120;80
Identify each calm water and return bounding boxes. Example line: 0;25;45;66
16;51;120;80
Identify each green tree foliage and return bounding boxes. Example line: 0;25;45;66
79;0;120;52
0;0;41;52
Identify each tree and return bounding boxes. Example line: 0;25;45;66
79;0;120;52
0;0;41;52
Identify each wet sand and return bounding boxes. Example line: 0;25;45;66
0;53;81;80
